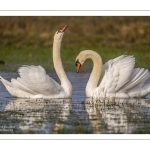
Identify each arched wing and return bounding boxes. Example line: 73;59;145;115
98;55;135;93
11;65;62;96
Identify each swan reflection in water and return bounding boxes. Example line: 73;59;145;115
0;97;150;134
0;98;72;133
85;97;150;133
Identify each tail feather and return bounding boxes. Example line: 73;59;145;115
0;76;16;96
0;76;13;87
0;76;34;97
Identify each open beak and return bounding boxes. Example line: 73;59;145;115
59;25;68;33
75;61;81;73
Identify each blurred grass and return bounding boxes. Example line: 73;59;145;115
0;16;150;72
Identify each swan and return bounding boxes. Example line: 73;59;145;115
0;25;72;99
75;50;150;98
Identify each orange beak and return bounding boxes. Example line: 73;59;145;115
59;25;68;32
76;62;81;73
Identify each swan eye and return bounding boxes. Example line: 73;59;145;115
75;60;81;73
75;59;79;66
57;30;60;34
57;29;63;34
57;29;62;34
75;60;81;67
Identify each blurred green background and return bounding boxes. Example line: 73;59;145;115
0;16;150;72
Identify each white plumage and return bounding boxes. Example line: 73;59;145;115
0;25;72;99
75;50;150;98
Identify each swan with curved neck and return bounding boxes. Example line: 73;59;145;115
75;50;150;98
0;25;72;99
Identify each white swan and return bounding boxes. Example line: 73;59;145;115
0;25;72;99
75;50;150;98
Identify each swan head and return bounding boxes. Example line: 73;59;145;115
54;25;68;41
75;59;81;73
75;51;89;73
75;50;99;73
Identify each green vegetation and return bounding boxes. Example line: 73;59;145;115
0;16;150;72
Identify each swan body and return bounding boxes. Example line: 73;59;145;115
0;25;72;99
75;50;150;98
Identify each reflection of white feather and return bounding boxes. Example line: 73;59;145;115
85;97;150;133
4;98;72;133
0;26;72;99
76;50;150;98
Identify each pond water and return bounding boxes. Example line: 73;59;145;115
0;72;150;134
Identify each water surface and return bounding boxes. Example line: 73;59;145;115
0;72;150;134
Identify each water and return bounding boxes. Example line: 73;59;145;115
0;72;150;134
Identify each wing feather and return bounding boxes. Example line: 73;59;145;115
98;55;135;93
16;65;62;95
121;68;150;92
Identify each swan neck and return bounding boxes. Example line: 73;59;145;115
86;51;102;97
53;37;72;95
